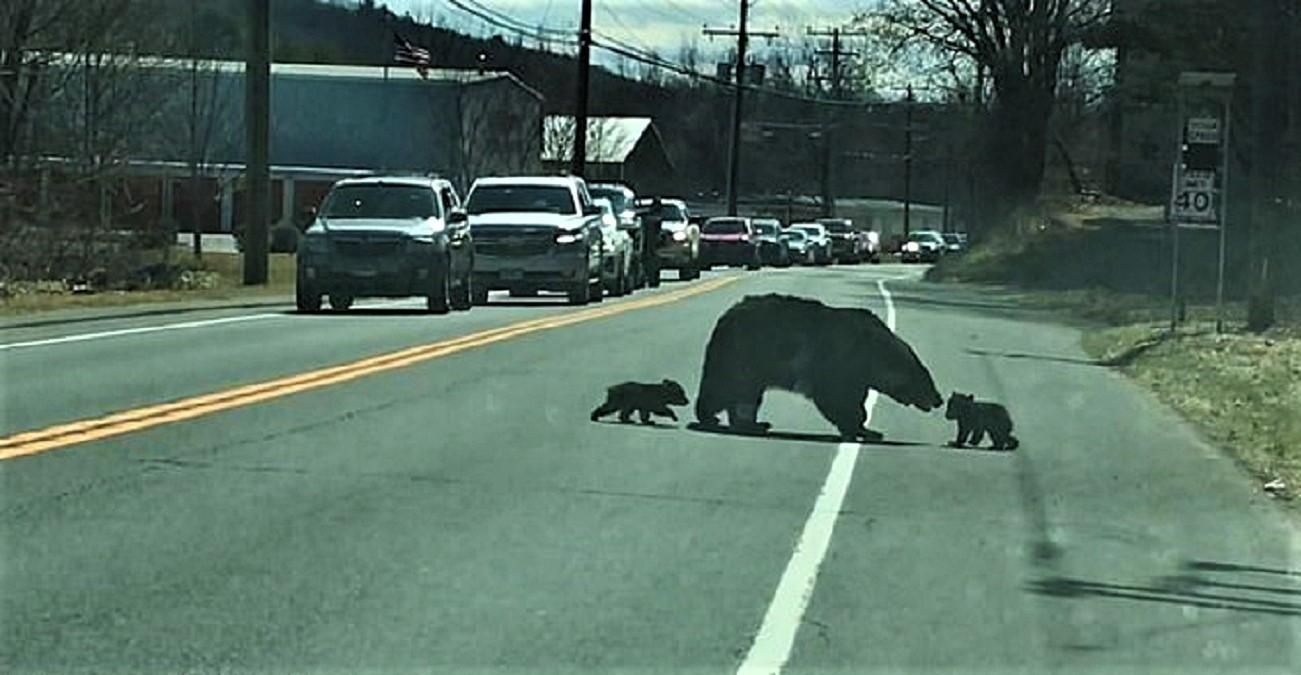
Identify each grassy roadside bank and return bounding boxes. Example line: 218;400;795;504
928;206;1299;508
0;252;296;316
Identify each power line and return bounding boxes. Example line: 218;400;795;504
443;0;577;46
440;0;904;107
457;0;571;36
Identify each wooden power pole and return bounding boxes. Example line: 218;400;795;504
705;2;777;216
571;0;593;178
243;0;270;285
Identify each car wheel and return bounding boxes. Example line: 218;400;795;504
451;269;473;311
609;264;626;298
590;276;605;303
426;267;451;314
296;284;321;313
567;279;590;305
472;284;491;306
329;293;353;312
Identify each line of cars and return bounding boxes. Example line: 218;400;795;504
295;174;704;313
898;229;968;263
692;216;881;271
293;173;908;314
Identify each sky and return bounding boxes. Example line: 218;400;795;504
385;0;874;63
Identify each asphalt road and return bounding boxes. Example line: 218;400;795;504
2;265;1298;674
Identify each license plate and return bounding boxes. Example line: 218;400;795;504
349;268;378;278
501;269;524;281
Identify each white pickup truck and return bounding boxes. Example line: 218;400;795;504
464;176;607;305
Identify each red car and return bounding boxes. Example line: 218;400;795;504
700;217;762;270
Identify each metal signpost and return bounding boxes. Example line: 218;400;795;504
1169;72;1235;333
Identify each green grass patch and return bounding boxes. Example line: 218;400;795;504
0;251;296;317
1083;323;1301;505
933;195;1299;506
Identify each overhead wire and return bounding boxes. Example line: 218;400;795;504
439;0;920;104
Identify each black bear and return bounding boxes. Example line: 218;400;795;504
591;379;690;424
944;392;1019;450
694;294;943;440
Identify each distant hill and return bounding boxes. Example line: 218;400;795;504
163;0;674;116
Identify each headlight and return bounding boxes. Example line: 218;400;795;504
556;231;585;245
410;235;437;245
672;230;688;242
903;242;920;252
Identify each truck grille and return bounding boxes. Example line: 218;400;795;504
474;227;555;257
333;237;404;258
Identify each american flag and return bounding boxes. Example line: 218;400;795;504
394;33;431;79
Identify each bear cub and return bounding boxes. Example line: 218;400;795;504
591;380;690;425
945;392;1019;450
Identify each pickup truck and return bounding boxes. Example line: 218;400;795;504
464;175;607;305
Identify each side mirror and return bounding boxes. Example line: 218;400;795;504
447;209;469;225
584;205;602;217
302;205;318;221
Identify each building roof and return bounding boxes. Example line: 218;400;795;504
37;52;512;85
542;116;656;164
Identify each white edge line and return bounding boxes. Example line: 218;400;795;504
0;288;637;352
0;313;281;351
736;278;896;675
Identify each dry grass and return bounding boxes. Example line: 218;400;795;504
0;251;296;316
1084;323;1301;505
932;191;1299;507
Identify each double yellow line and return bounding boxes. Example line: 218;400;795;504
0;276;739;462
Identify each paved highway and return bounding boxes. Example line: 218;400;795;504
2;265;1298;674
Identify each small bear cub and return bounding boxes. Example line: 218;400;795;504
591;379;690;425
944;392;1019;450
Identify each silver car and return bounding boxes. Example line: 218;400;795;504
296;176;474;314
465;176;606;306
789;223;833;265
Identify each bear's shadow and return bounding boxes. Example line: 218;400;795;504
591;419;680;430
684;422;928;448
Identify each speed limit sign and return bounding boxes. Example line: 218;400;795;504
1171;169;1218;224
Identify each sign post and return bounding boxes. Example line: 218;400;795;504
1170;72;1235;333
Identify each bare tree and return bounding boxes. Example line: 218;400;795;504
176;0;237;259
0;0;80;165
457;77;543;191
866;0;1112;237
543;115;634;174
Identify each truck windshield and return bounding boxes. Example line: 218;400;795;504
321;185;437;219
704;219;748;234
590;188;632;213
466;186;577;215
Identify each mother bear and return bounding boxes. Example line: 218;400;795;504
695;293;943;440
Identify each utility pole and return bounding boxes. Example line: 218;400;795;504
705;2;777;216
808;26;868;217
903;85;915;238
243;0;269;285
571;0;593;177
1246;0;1291;332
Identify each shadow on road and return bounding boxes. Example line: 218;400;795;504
1028;565;1301;617
1185;560;1301;578
283;308;441;317
684;422;930;449
590;420;679;430
965;348;1103;367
